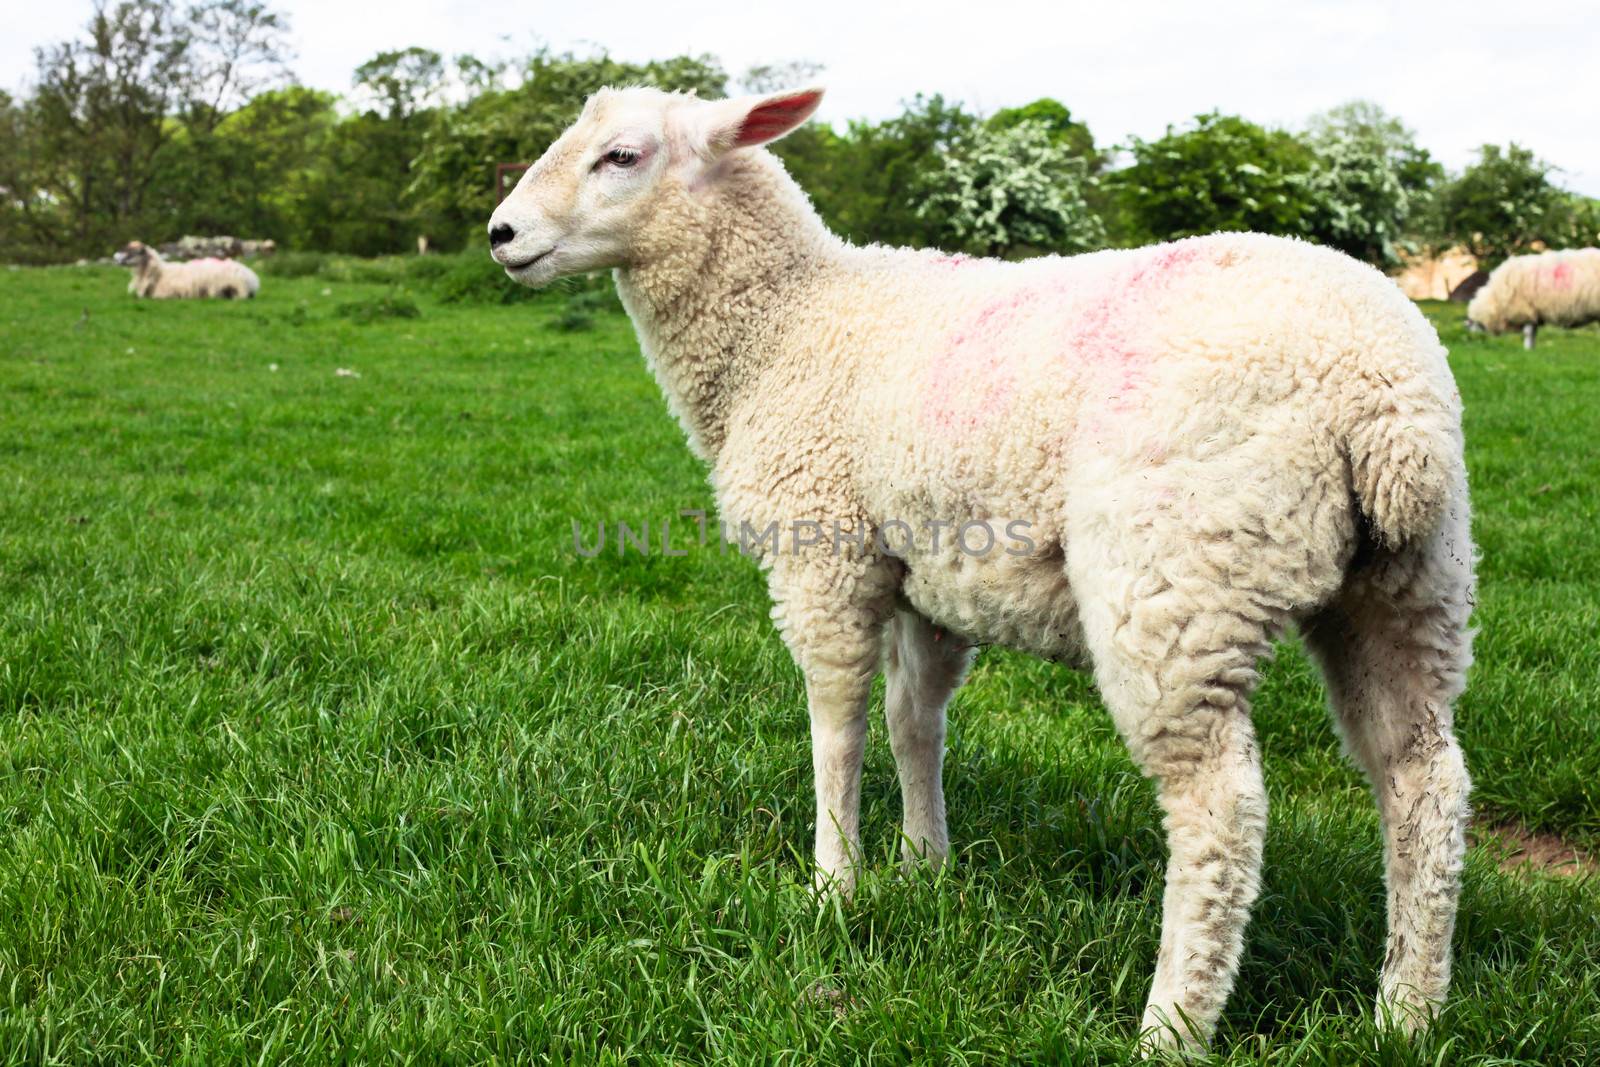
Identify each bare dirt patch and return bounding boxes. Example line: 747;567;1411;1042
1474;822;1596;879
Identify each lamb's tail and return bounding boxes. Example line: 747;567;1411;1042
1339;324;1465;548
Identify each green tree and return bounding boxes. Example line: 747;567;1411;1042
0;90;57;261
1113;112;1317;244
1305;101;1441;200
454;53;508;96
1561;195;1600;248
353;47;444;124
152;85;335;242
1298;101;1442;265
988;98;1099;170
184;0;294;131
1429;143;1574;266
27;0;194;250
4;0;293;259
272;46;455;254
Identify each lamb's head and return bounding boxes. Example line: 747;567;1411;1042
113;241;155;268
487;85;823;286
1464;286;1503;334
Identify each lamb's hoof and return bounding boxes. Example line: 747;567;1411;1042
1137;1009;1208;1060
1375;987;1440;1037
1136;1030;1206;1061
897;842;949;879
811;867;857;901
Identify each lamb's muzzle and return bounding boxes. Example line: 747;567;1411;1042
491;84;1476;1054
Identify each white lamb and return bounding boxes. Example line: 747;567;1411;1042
487;87;1475;1054
113;240;260;300
1466;247;1600;348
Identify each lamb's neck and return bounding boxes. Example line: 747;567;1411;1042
134;258;163;296
615;153;841;462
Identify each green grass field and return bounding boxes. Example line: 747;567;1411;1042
1;262;1597;1064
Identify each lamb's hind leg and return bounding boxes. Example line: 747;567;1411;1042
1303;509;1474;1033
1071;552;1276;1053
884;608;974;871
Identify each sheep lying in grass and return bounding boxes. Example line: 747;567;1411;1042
1466;248;1600;348
487;87;1475;1054
113;241;259;300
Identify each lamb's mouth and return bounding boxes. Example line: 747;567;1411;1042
503;248;555;272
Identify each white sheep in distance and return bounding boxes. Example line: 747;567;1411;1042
113;241;260;300
1466;247;1600;349
487;87;1475;1054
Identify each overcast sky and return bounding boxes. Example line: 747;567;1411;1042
6;0;1599;194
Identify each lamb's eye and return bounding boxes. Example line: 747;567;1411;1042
603;147;640;168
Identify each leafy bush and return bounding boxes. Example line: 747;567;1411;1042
403;255;456;282
432;251;547;305
333;292;421;323
1300;138;1414;267
264;254;426;284
553;288;619;331
988;98;1102;170
915;119;1104;257
258;251;330;278
323;257;411;285
1299;102;1441;267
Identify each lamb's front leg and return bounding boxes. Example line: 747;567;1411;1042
769;556;895;896
805;661;874;892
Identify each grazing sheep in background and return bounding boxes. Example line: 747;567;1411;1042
487;86;1475;1054
113;241;259;300
1466;248;1600;348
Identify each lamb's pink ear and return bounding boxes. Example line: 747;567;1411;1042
697;88;824;155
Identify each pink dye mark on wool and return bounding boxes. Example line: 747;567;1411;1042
1059;242;1207;413
929;253;974;268
921;289;1034;433
1061;287;1146;411
1548;261;1574;289
922;241;1209;435
1123;242;1204;291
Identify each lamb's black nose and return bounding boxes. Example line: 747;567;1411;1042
489;223;515;248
